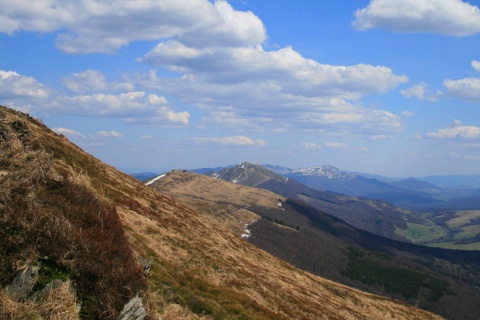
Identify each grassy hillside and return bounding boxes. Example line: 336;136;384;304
151;170;480;320
0;105;444;319
395;210;480;250
211;163;480;251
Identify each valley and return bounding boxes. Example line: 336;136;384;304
148;168;480;320
196;162;480;250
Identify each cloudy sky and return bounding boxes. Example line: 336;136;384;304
1;0;480;176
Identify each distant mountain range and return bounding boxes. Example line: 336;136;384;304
148;168;480;320
132;164;480;211
157;163;472;211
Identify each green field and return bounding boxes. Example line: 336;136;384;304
395;222;448;243
395;210;480;250
447;210;480;228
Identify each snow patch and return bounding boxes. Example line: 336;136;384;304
241;220;257;239
145;173;166;185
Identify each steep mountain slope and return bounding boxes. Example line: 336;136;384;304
209;162;412;240
151;170;480;320
0;105;443;319
209;162;285;186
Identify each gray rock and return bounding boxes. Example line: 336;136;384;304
117;296;146;320
28;279;64;302
4;265;40;301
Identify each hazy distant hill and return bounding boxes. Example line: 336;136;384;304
129;171;158;181
151;169;480;320
263;164;480;210
420;175;480;189
1;105;445;319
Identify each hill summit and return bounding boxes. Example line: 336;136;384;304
0;106;442;319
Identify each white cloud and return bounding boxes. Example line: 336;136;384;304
426;122;480;140
0;70;48;99
136;4;407;139
301;143;320;150
401;83;427;99
192;136;266;146
141;44;407;100
401;111;414;117
401;83;440;101
62;69;107;93
472;60;480;73
53;91;189;126
443;77;480;101
97;130;123;138
1;1;408;139
53;127;84;137
138;67;405;137
353;0;480;36
0;0;265;54
62;70;134;93
440;61;480;101
324;142;348;149
0;68;189;126
124;106;190;126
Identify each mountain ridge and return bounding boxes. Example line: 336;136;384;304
150;168;480;319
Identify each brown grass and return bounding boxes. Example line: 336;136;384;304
0;280;78;320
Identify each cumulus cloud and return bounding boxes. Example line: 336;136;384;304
443;77;480;101
401;83;441;101
62;69;134;93
0;70;48;99
324;142;348;149
136;3;407;139
0;0;265;54
97;130;123;138
1;1;408;139
301;143;320;150
426;121;480;140
401;111;414;117
53;91;189;125
438;61;480;101
138;67;405;137
141;44;407;99
353;0;480;36
53;127;84;137
472;60;480;73
192;136;266;146
401;83;428;99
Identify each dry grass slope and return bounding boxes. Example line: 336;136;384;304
0;106;442;319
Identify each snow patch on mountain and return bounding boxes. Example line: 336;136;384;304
290;165;356;179
145;173;167;185
241;220;257;239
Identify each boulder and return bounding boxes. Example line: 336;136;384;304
4;265;39;301
117;296;146;320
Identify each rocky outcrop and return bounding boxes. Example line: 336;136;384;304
117;296;146;320
4;265;39;301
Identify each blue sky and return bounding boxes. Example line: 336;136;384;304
1;0;480;176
